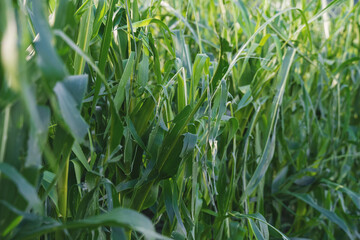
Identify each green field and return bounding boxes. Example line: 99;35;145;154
0;0;359;239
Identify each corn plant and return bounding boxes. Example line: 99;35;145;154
0;0;359;239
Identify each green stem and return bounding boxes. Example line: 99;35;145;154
56;135;73;239
58;155;69;220
0;106;10;165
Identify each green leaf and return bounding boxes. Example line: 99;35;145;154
156;105;193;178
177;70;188;112
54;75;89;142
114;52;136;111
236;85;253;111
0;163;41;210
211;38;230;90
241;48;296;202
72;141;91;171
190;54;209;103
173;30;192;78
289;192;354;240
180;133;197;158
12;208;169;240
74;0;94;75
92;0;106;39
62;75;88;108
41;171;59;211
321;179;360;210
116;18;171;34
31;0;67;82
25;106;50;168
230;212;289;240
138;52;149;87
91;0;117;115
249;219;265;240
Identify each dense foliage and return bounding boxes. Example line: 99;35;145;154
0;0;359;239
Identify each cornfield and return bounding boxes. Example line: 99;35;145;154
0;0;359;239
